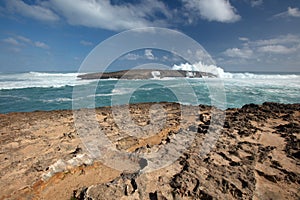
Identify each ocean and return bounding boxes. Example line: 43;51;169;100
0;71;299;114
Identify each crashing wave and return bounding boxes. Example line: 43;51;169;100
172;62;300;79
151;71;161;79
172;62;225;78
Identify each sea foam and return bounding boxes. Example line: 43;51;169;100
172;62;300;79
0;72;95;90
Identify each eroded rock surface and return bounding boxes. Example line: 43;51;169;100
0;102;299;200
73;103;300;200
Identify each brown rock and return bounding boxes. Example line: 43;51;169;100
0;102;299;200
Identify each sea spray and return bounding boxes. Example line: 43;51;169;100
172;62;300;79
172;62;225;77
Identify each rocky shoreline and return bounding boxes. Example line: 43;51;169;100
77;69;216;79
0;102;299;199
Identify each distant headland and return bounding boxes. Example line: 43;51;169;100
77;69;216;79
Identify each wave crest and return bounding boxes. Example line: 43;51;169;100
0;72;95;90
172;62;300;79
172;62;225;77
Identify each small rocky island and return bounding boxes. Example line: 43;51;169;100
77;69;216;79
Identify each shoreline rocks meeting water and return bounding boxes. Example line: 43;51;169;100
0;102;299;199
77;69;217;80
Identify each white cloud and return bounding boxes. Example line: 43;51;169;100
250;0;263;7
34;41;49;49
2;37;20;46
224;48;253;59
2;0;243;31
2;35;50;51
80;40;93;46
287;7;300;17
5;0;59;21
182;0;241;23
123;53;141;61
252;34;299;46
239;37;249;42
16;35;31;43
273;7;300;18
144;49;155;60
46;0;170;31
121;49;158;60
121;50;158;61
235;34;300;55
3;0;171;31
220;34;300;69
162;56;169;61
257;45;296;54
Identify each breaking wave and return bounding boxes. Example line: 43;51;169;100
0;72;95;90
172;62;300;79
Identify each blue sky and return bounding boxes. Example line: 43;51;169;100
0;0;300;72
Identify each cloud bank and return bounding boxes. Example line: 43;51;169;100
220;34;300;69
46;0;170;31
5;0;59;22
3;0;243;31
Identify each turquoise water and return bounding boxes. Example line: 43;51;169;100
0;71;299;113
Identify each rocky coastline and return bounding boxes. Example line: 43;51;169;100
0;102;299;199
77;69;216;79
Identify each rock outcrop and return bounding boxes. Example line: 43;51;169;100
72;102;300;200
0;102;299;199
